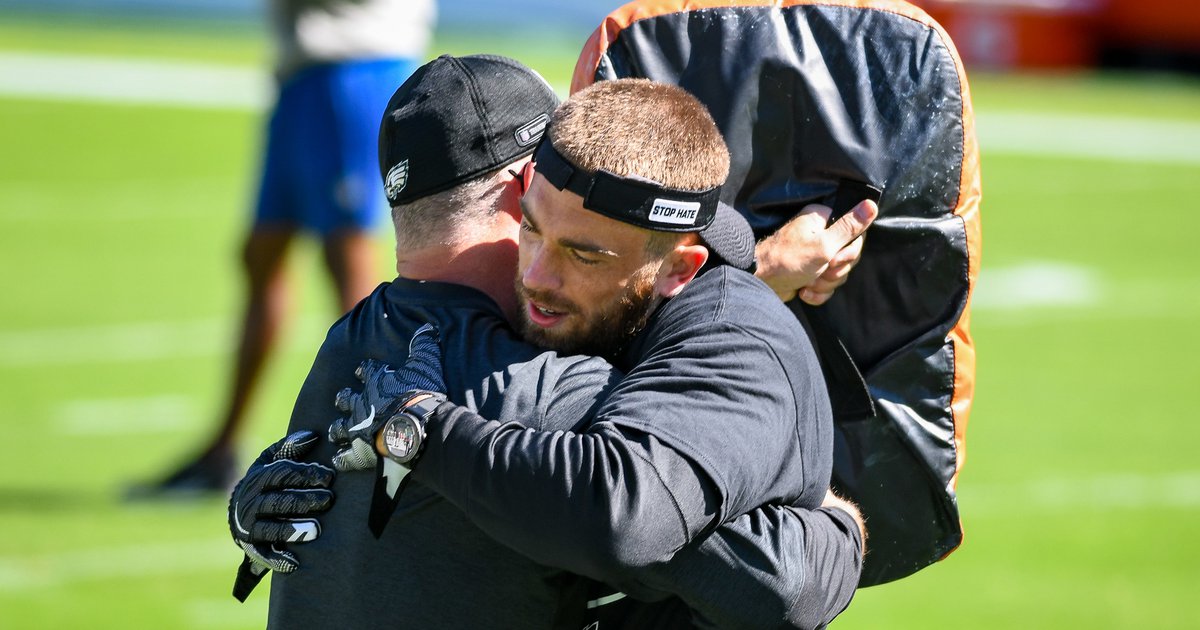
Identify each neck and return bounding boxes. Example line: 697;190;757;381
396;238;519;325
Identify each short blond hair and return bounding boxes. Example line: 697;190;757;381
548;79;730;192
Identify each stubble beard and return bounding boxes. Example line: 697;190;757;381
515;275;661;360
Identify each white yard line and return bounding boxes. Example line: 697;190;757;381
0;540;233;591
0;315;330;367
963;471;1200;513
972;261;1103;310
0;318;230;367
2;51;1198;164
975;111;1200;166
54;395;196;435
971;262;1200;326
0;50;269;111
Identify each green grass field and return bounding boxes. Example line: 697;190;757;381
1;14;1198;629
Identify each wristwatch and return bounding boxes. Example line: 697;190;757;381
376;392;447;466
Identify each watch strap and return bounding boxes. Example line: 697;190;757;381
366;391;447;539
399;391;447;421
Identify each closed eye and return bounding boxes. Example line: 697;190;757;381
570;249;601;266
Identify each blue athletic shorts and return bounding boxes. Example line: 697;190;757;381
254;58;419;236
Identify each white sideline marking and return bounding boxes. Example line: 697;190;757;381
976;111;1200;166
0;540;233;591
0;51;269;111
54;395;195;435
0;318;229;367
964;472;1200;513
1;51;1199;163
972;261;1102;310
0;314;330;367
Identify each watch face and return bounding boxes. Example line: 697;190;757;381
383;415;419;462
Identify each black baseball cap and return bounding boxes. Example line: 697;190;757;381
379;54;560;205
534;138;757;272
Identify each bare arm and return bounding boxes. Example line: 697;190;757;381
822;488;866;551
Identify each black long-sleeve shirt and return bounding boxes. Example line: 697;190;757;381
270;270;860;629
413;267;859;627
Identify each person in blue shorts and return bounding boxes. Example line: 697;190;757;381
134;0;436;495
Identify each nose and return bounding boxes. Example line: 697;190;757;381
520;247;561;294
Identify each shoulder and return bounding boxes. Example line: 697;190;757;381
623;266;826;397
652;266;806;345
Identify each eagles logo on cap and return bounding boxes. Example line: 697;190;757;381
385;160;410;203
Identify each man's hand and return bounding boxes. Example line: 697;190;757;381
755;199;878;305
328;323;447;472
227;431;334;601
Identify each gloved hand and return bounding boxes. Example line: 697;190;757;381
328;323;447;472
227;431;334;601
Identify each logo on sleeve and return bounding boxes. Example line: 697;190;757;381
648;198;701;226
384;160;409;202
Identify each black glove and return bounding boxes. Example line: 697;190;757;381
228;431;334;601
328;323;447;472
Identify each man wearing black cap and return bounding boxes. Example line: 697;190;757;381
229;57;861;628
231;54;614;627
321;77;863;627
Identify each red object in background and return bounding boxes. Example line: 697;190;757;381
916;0;1103;70
1102;0;1200;53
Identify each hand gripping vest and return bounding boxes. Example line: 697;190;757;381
572;0;982;586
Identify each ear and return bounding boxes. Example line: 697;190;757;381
520;159;536;193
499;158;532;222
655;241;709;298
505;157;535;196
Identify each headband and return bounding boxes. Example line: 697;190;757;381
534;139;722;233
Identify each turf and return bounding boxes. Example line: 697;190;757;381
1;15;1197;630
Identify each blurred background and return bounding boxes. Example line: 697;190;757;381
0;0;1197;627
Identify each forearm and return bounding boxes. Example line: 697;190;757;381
413;402;716;584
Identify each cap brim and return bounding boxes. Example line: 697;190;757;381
699;202;756;272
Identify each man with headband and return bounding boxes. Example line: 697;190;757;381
323;77;863;627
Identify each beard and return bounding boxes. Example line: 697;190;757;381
516;273;662;359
